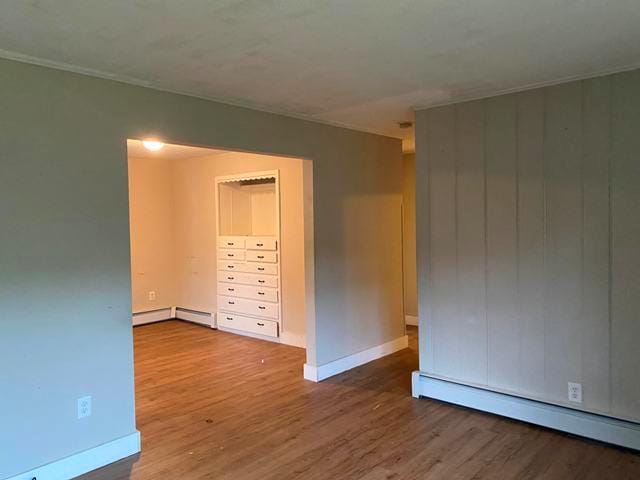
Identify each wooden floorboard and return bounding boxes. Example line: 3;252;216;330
78;321;640;479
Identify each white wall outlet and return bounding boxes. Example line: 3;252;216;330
568;382;582;403
78;395;92;419
148;291;156;301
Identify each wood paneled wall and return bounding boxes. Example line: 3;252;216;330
415;69;640;421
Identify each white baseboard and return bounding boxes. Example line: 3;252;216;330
175;307;215;327
304;335;408;382
412;372;640;451
405;315;418;326
6;431;140;480
280;331;306;348
132;308;173;326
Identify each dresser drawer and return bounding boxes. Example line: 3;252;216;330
218;272;279;288
218;282;279;303
217;312;278;338
218;261;278;275
246;237;277;251
218;249;245;261
218;236;246;249
218;295;279;319
245;263;278;275
218;261;244;272
246;250;277;263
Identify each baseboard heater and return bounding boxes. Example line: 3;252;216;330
132;308;173;326
412;372;640;451
175;307;215;327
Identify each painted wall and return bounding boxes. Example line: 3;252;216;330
0;57;403;479
128;156;176;312
171;152;308;343
402;153;417;318
416;69;640;422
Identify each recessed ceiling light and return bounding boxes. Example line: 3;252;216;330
142;140;165;151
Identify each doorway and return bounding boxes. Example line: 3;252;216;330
126;139;315;350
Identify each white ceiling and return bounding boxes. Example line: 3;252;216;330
2;1;640;151
127;139;225;160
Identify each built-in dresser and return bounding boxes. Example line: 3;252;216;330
215;170;282;339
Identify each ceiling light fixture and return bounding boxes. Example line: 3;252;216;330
142;140;165;151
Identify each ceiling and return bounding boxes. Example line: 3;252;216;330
2;1;640;152
127;139;225;160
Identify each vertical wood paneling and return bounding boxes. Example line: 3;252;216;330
543;83;584;403
611;69;640;420
417;70;640;422
485;95;519;390
581;76;612;413
454;101;487;384
427;106;458;378
516;89;546;398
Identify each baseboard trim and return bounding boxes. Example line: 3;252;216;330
405;315;418;326
132;308;173;326
412;372;640;451
304;335;408;382
6;431;140;480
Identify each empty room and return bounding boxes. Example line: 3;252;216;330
1;2;639;480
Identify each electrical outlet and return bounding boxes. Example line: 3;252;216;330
78;396;92;419
148;291;156;301
568;382;582;403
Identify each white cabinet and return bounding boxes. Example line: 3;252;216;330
217;313;278;338
218;261;278;276
219;272;279;288
216;170;282;340
246;250;277;263
218;295;279;320
246;237;277;251
218;249;246;261
218;282;279;303
219;236;246;249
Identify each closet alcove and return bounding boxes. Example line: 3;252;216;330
216;170;283;339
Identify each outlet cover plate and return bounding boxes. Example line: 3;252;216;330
78;395;92;419
568;382;583;403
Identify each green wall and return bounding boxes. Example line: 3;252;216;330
0;57;403;478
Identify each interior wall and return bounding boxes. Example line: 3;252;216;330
171;152;308;342
415;68;640;422
128;156;176;312
402;153;417;318
0;57;402;479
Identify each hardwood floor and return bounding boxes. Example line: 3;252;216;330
79;321;639;480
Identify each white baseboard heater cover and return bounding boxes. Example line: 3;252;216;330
132;308;173;326
175;307;215;327
412;371;640;451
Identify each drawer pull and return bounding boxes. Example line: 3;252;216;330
228;265;235;269
258;280;265;283
258;292;265;295
226;317;233;321
257;322;265;326
258;267;265;271
227;277;234;280
257;255;265;259
227;242;234;246
256;243;264;247
228;301;235;305
228;288;235;292
227;253;234;257
258;306;266;310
